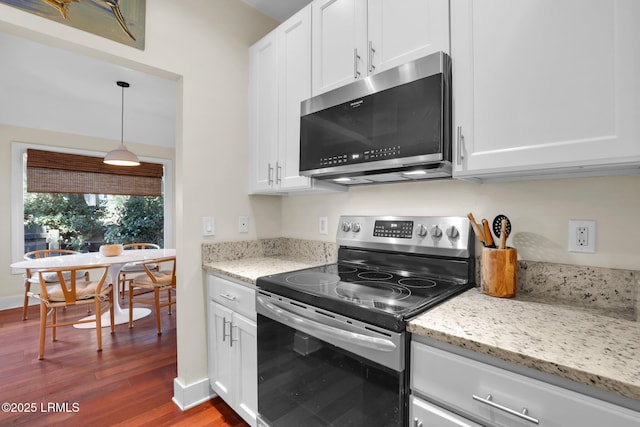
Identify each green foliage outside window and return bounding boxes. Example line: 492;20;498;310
24;193;164;252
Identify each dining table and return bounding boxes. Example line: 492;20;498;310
10;248;176;328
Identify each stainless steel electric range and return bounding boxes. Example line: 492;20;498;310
256;215;475;427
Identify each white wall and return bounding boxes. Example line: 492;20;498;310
281;175;640;271
0;0;280;406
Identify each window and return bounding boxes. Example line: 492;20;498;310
12;143;173;262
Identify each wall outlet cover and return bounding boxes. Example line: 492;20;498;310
238;216;249;233
319;217;329;235
568;219;596;253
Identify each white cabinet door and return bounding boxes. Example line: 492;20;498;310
312;0;367;95
249;32;279;193
452;0;640;180
277;5;313;191
233;312;257;426
209;301;234;404
411;395;482;427
368;0;450;73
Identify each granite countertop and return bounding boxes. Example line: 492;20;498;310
203;256;328;285
408;288;640;402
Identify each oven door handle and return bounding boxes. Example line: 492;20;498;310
257;296;397;352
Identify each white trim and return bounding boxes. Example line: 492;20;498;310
10;141;174;273
172;376;216;411
0;295;30;312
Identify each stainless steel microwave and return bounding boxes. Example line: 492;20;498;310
299;52;451;185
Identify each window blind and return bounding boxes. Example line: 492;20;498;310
26;149;163;196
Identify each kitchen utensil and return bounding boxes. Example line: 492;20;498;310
467;213;486;245
492;214;511;239
499;219;508;249
482;219;495;248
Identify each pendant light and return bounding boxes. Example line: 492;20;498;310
104;81;140;166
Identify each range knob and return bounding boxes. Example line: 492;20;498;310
416;224;428;237
446;226;460;239
342;222;352;232
430;226;443;239
351;223;361;233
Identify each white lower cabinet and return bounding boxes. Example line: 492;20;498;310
411;395;482;427
411;341;640;427
207;275;257;427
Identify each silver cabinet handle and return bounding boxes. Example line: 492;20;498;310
472;394;539;425
354;48;361;79
230;324;239;347
368;41;376;73
456;126;465;166
276;161;282;185
413;418;423;427
267;163;274;186
222;317;231;342
219;293;236;302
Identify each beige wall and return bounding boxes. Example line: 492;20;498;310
0;0;280;402
281;175;640;271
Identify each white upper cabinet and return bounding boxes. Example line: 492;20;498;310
277;6;314;191
451;0;640;180
249;5;343;194
312;0;450;95
249;32;278;193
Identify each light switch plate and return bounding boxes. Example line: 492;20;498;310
319;217;328;235
202;216;215;236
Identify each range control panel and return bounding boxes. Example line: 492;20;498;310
336;215;472;258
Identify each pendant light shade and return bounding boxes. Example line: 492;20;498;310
104;81;140;166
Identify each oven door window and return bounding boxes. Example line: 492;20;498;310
257;314;404;427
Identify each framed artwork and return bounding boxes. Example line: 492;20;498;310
1;0;146;50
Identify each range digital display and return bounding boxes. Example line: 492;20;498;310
373;220;414;238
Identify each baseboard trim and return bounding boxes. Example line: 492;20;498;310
172;376;216;411
0;295;28;312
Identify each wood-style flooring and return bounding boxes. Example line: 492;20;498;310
0;294;249;427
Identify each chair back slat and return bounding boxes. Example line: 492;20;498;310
38;265;110;305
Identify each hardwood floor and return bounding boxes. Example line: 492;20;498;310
0;295;249;427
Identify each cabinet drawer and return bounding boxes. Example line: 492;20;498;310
411;395;481;427
208;274;255;320
411;342;640;427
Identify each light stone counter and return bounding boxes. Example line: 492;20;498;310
408;288;640;402
204;256;327;285
202;238;337;285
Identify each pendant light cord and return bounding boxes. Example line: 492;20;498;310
121;83;125;145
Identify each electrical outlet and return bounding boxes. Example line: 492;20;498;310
238;216;249;233
319;217;328;235
568;220;596;253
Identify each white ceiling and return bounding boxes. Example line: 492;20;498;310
0;31;177;148
241;0;312;22
0;1;310;150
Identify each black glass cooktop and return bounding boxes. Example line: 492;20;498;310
257;262;472;332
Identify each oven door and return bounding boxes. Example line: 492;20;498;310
256;292;406;427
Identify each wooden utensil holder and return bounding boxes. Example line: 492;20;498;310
481;247;517;298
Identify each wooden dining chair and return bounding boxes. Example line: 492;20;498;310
128;256;176;335
118;243;160;300
30;264;115;360
22;249;89;320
